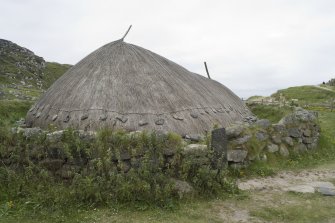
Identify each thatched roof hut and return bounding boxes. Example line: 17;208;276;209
26;36;252;135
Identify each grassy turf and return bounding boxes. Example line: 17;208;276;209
272;85;335;105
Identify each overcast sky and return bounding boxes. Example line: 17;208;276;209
1;0;335;98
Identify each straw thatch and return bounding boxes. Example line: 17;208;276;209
26;39;252;135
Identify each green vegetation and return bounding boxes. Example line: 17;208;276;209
272;85;335;105
248;104;293;123
0;100;32;127
251;193;335;222
43;62;71;88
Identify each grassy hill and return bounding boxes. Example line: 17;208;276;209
271;85;335;105
0;39;71;100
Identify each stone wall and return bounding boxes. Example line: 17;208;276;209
226;107;320;166
8;107;320;179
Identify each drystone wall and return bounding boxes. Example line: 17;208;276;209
7;107;320;180
226;107;320;167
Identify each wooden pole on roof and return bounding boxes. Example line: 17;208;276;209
121;25;132;41
204;62;211;79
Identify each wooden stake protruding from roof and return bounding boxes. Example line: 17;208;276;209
204;62;211;79
121;25;132;41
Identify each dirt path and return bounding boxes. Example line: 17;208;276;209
314;85;335;93
217;163;335;223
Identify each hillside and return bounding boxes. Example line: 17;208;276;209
0;39;71;100
271;85;335;105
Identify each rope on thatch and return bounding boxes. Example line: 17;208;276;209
121;25;132;41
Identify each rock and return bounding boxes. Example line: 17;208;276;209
63;115;70;123
155;118;165;125
307;181;335;189
47;130;64;142
172;179;194;198
287;185;315;193
183;144;209;165
138;120;148;126
272;124;286;134
211;128;228;168
282;137;294;146
99;114;107;121
279;144;289;157
116;115;128;123
271;134;282;144
15;118;26;127
81;114;88;120
254;119;271;128
226;125;246;139
294;143;307;153
303;129;312;137
227;150;248;163
288;128;301;138
190;111;198;119
172;113;184;120
267;144;279;153
256;131;268;141
52;114;58;121
235;135;252;145
302;137;314;144
183;144;207;155
184;134;204;142
317;187;335;196
23;127;42;138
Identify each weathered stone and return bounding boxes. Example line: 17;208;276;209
63;115;70;123
138;120;148;126
99;114;107;121
288;128;301;138
256;131;268;141
172;179;194;198
183;144;207;155
255;119;271;128
279;144;289;157
52;114;58;121
294;143;308;153
23;127;42;138
227;150;248;163
172;113;184;120
302;137;314;144
287;185;315;193
116;115;128;123
267;144;279;153
226;124;246;139
271;134;282;144
190;111;198;119
235;135;252;145
272;124;286;133
155;118;165;125
81;114;88;120
184;134;204;142
317;187;335;196
36;112;41;118
282;137;294;146
183;144;209;165
303;129;312;137
211;128;227;168
47;130;64;142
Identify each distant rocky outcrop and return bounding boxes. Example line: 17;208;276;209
0;39;71;100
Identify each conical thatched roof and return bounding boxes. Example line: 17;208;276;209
26;38;252;135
